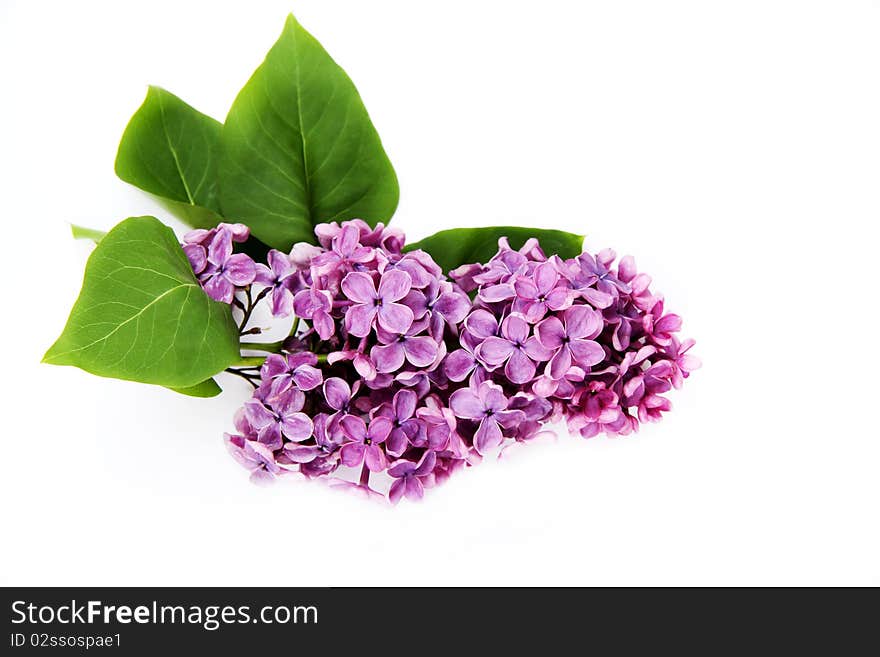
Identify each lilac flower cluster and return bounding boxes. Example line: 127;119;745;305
448;243;700;440
182;223;256;304
188;220;698;503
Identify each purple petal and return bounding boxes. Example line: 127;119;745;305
413;450;437;476
183;228;210;245
548;345;572;379
270;286;294;317
367;416;393;444
222;254;256;286
261;354;287;378
353;353;377;380
545;288;573;311
444;349;476;382
568;339;605;367
393;389;417;421
534;261;558;293
429;313;445;341
434;291;470;324
513;277;539;301
388;478;407;504
386;428;409;457
388;459;416;478
273;387;305;414
404;476;425;501
283;444;320;463
256;423;283;451
523;337;554;362
474;418;503;454
224;223;250;242
477;337;515;366
495;409;526;429
501;314;530;343
654;314;682;334
292;365;323;391
579;287;614;309
207;229;232;265
323;377;351;411
403;290;429;318
280;412;313;442
377;303;414;334
480;383;509;413
340;442;365;467
244;399;274;429
505;348;536;384
535;316;565;349
465;310;499;339
340;414;367;441
244;440;276;468
371;342;406;373
345;304;377;337
336;223;360;256
565;306;603;340
617;255;637;282
377;269;412;302
267;249;293;278
480;283;516;302
364;444;387;472
313;310;335;340
203;274;234;304
341;272;376;304
449;388;484;420
404;336;438;367
183;243;207;274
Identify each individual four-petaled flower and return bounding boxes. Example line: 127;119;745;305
342;270;414;337
478;314;553;384
260;352;323;402
255;249;298;317
197;228;257;304
535;306;605;379
449;381;525;454
244;391;313;451
339;415;393;472
512;261;573;322
388;451;437;504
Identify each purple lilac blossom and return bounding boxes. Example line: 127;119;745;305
182;223;256;303
255;249;297;317
202;219;697;503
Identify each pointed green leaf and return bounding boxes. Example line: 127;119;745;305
165;378;222;398
405;227;586;274
115;87;223;228
70;224;107;243
219;14;399;250
43;216;240;388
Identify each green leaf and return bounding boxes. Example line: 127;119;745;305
70;224;107;243
219;14;399;250
165;378;222;398
43;216;241;388
115;86;223;229
405;226;586;274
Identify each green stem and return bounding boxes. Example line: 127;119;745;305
239;340;286;353
232;356;267;368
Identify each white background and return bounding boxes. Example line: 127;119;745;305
1;0;878;586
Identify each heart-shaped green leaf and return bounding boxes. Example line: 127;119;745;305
219;14;399;250
405;226;586;274
115;87;223;229
43;216;240;388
